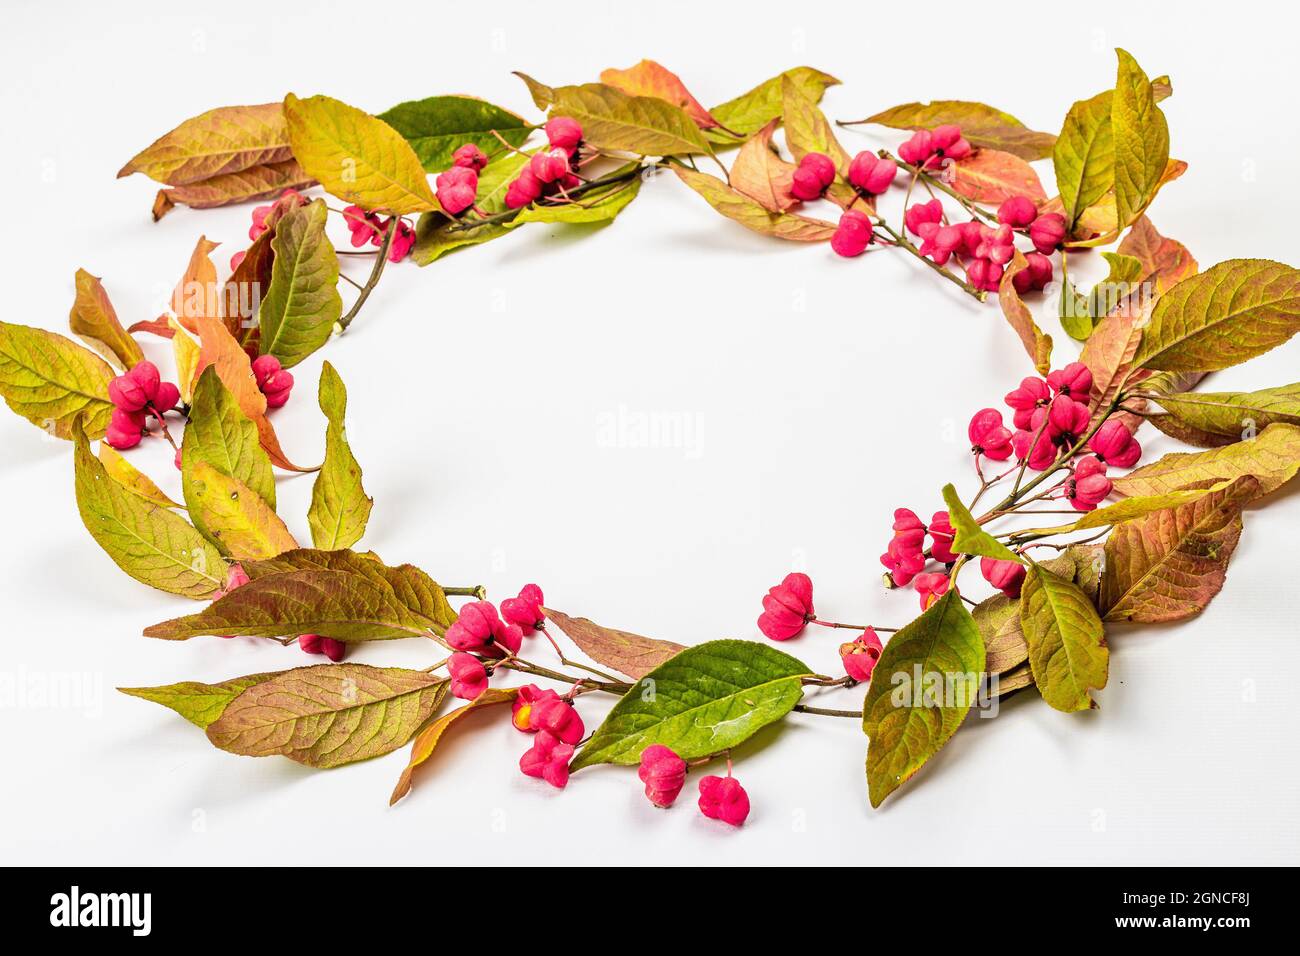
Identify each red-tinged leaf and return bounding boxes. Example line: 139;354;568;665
390;688;518;805
948;149;1046;205
1111;423;1300;500
599;59;720;129
68;269;144;370
127;316;175;338
205;664;449;768
118;102;292;186
1101;477;1258;623
1117;216;1198;295
153;159;314;214
729;119;798;212
542;608;685;680
998;252;1053;374
673;166;837;242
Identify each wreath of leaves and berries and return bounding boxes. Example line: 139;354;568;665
3;53;1299;820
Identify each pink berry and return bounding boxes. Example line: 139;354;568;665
1047;362;1093;401
435;165;478;215
931;124;972;160
529;147;571;184
374;217;415;263
152;381;180;416
452;143;488;171
1005;376;1051;429
914;571;951;610
898;129;935;167
298;633;346;662
511;684;560;733
1067;456;1112;511
698;775;750;826
790;152;835;200
638;745;687;808
757;572;814;641
965;257;1003;292
881;508;927;586
904;198;943;236
104;408;146;450
980;557;1026;598
1012;423;1058;471
928;511;958;564
448;652;489;700
1013;252;1054;294
847;151;897;195
500;583;545;634
528;696;584;745
504;168;544;209
1089;419;1142;468
230;251;247;272
1029;213;1067;254
831;210;873;258
519;730;574;789
545;116;583;153
251;354;294;409
997;195;1038;228
249;203;273;242
840;627;883;683
343;205;382;247
968;408;1014;461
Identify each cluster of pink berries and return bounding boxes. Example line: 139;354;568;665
444;584;548;701
217;564;345;660
637;747;749;826
756;572;885;684
897;125;972;168
342;205;415;263
104;360;181;450
903;194;1065;292
503;117;585;209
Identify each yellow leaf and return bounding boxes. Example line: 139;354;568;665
673;167;836;242
0;321;115;439
781;74;849;174
309;362;372;551
68;269;143;370
283;93;437;215
997;253;1053;374
117;102;292;186
168;318;200;404
184;460;298;561
97;444;183;509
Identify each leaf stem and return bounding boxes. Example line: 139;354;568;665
874;219;987;301
337;218;397;331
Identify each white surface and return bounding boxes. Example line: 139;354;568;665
2;0;1298;866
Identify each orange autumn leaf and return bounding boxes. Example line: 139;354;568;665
170;236;222;335
600;59;720;129
193;316;317;473
948;148;1047;205
729;119;798;212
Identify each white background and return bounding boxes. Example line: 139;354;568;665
2;0;1298;866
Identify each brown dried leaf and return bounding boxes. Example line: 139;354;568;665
542;608;685;680
998;252;1053;374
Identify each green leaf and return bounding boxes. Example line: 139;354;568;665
541;608;685;680
1086;252;1144;326
1112;50;1170;234
973;593;1029;675
531;81;713;157
119;672;277;728
257;199;342;369
1101;476;1257;623
1157;384;1300;439
143;549;457;641
0;321;116;439
378;95;531;172
673;166;837;241
1059;273;1093;341
1053;89;1113;228
706;67;839;144
1019;563;1108;712
183;460;297;560
309;361;372;551
571;639;810;770
781;75;849;173
1134;259;1300;372
413;152;529;264
856;99;1056;161
205;663;448;768
941;483;1023;563
1112;422;1300;499
507;167;642;226
73;420;225;599
283;93;437;214
182;365;276;525
68;269;143;370
862;591;984;808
